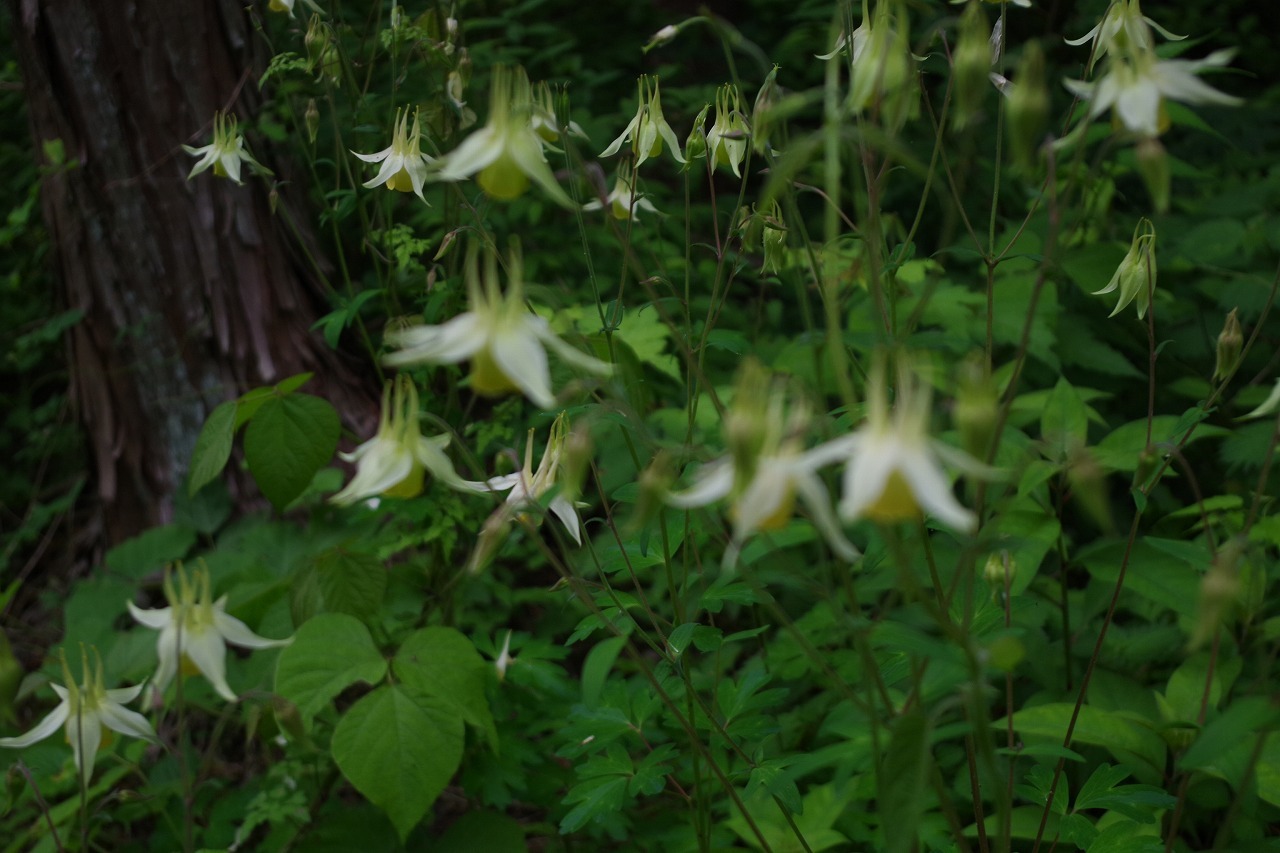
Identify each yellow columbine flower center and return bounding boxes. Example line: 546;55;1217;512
478;151;530;200
387;166;415;193
470;347;521;395
865;469;920;522
383;462;425;498
269;0;289;10
733;485;796;532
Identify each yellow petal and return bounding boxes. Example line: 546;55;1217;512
864;470;921;522
382;462;425;499
386;167;415;193
477;153;530;200
470;348;521;396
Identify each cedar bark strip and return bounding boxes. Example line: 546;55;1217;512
10;0;373;544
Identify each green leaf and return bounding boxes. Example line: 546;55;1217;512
331;685;464;842
274;613;387;728
1011;704;1166;772
580;635;627;708
188;401;237;496
1040;377;1088;463
105;524;197;579
559;744;634;834
304;548;387;621
879;710;932;853
393;626;497;751
433;811;525;853
244;393;340;509
747;760;803;815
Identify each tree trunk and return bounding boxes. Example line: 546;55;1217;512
10;0;373;547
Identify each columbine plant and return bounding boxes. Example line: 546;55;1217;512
667;363;858;565
1095;218;1157;319
0;647;157;788
827;358;990;532
471;412;582;571
383;243;611;410
432;65;575;206
599;75;685;169
331;374;482;505
127;563;292;703
183;111;271;185
584;163;659;221
705;84;749;177
353;107;434;202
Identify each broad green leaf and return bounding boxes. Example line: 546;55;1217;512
1011;704;1165;772
1180;695;1280;772
434;811;525;853
188;401;237;496
275;613;387;727
331;685;464;841
105;524;197;579
879;710;932;853
244;392;340;509
305;548;387;621
1040;377;1088;463
746;760;802;815
393;626;496;751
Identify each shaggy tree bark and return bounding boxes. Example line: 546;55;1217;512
9;0;373;546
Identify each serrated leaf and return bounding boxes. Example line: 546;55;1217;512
393;626;496;751
188;401;237;496
331;685;463;841
244;393;340;509
275;613;387;727
1011;704;1166;772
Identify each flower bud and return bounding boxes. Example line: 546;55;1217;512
645;24;680;52
1188;537;1243;650
1136;136;1170;213
762;216;787;275
952;2;992;130
684;104;710;164
304;14;329;68
983;549;1017;596
304;98;320;143
1006;41;1049;174
953;355;998;459
752;65;780;155
1213;308;1243;383
1067;446;1114;534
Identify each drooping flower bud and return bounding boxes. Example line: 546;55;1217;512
952;2;992;130
983;549;1017;599
752;65;781;156
684;103;710;164
1135;135;1170;213
953;354;998;460
1006;41;1049;174
1213;308;1243;383
304;98;320;143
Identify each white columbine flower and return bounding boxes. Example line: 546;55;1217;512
481;412;581;544
584;165;660;221
600;75;685;168
827;360;990;532
183;111;271;185
0;647;157;788
127;564;292;703
383;244;611;410
1095;218;1156;319
705;84;749;178
432;65;575;206
353;107;434;202
667;365;857;565
331;375;483;505
1064;49;1240;138
1065;0;1183;66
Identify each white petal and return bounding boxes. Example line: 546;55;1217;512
492;325;555;409
0;702;70;749
105;683;146;705
352;146;393;164
331;438;415;505
65;708;102;787
183;628;237;702
793;470;860;560
549;496;583;544
666;459;735;508
483;472;523;493
530;316;612;376
361;153;406;190
507;128;574;208
899;450;976;532
840;439;898;521
128;602;173;630
214;610;292;650
435;127;502;180
98;702;158;744
414;436;483;492
383;312;487;367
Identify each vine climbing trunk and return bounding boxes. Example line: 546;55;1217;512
8;0;372;548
